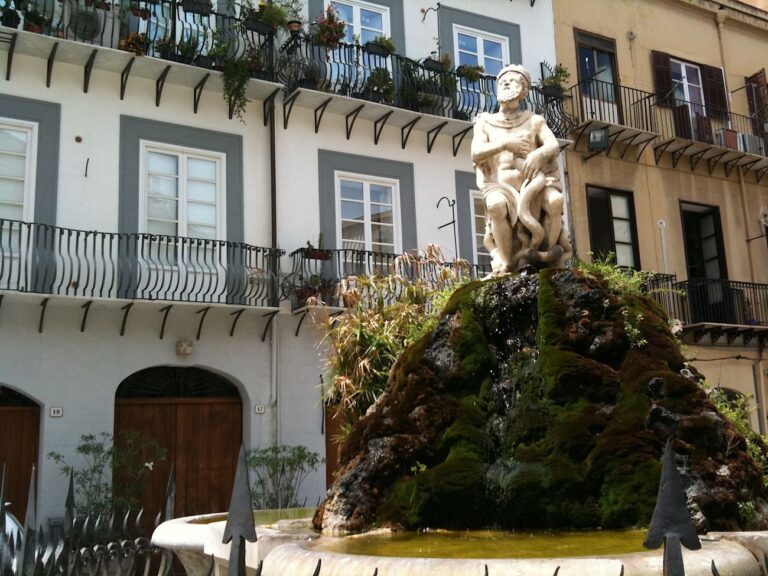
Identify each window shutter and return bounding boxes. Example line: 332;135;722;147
695;113;713;144
673;104;692;140
701;64;728;120
586;187;614;261
651;50;673;106
745;68;768;135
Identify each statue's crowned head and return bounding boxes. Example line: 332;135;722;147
496;64;531;102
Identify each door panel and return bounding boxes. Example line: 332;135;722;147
0;406;39;523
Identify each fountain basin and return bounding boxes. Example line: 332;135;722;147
152;512;768;575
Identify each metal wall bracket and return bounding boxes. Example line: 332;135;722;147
120;56;135;100
282;90;300;129
426;121;447;153
80;300;93;333
120;302;133;336
314;97;332;133
740;158;760;174
706;150;728;174
193;73;209;114
155;65;171;107
4;32;17;81
39;298;50;334
294;310;308;337
724;157;740;177
671;143;693;168
401;117;420;149
689;148;708;172
195;306;211;340
83;49;97;93
263;87;280;127
229;308;245;337
345;104;364;140
373;110;393;144
159;305;172;339
46;42;59;88
633;135;656;162
260;310;279;342
452;126;472;157
757;167;768;184
653;139;674;165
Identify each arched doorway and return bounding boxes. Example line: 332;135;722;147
0;386;40;523
115;367;243;520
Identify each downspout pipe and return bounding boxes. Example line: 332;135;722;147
754;339;766;435
268;0;280;448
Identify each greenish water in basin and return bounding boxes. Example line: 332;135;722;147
309;529;648;559
189;508;315;526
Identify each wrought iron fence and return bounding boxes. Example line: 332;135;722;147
567;78;657;133
285;247;489;310
0;219;283;307
654;96;767;155
0;0;274;74
1;466;175;576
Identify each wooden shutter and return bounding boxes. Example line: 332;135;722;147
673;104;692;140
586;186;614;260
702;64;728;120
651;51;673;106
745;68;768;135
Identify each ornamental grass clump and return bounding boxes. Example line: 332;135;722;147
248;445;322;509
321;245;472;425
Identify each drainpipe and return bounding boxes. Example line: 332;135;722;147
754;339;766;434
714;10;732;116
657;220;669;274
268;0;280;448
737;168;757;283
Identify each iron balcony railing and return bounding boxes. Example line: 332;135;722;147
274;38;575;138
666;278;768;327
285;247;489;310
0;219;283;307
654;96;767;156
0;0;275;76
567;78;658;134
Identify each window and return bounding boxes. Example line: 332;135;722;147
336;171;399;254
586;186;640;268
329;0;390;44
0;119;36;223
575;30;618;104
681;202;726;281
470;190;491;266
453;25;507;78
140;141;225;240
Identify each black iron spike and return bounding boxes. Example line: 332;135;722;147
372;569;378;576
644;439;701;575
222;446;257;576
552;567;560;576
254;559;264;576
206;554;215;576
711;559;720;576
65;470;75;530
311;558;322;576
485;564;488;576
134;509;144;537
619;565;624;575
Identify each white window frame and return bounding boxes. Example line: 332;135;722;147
670;58;705;108
327;0;390;43
0;118;37;223
138;140;226;240
452;23;509;76
334;170;401;254
469;189;491;266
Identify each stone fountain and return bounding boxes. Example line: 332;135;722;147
154;65;768;575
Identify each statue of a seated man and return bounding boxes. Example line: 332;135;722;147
471;64;572;274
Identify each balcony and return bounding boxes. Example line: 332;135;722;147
567;78;659;161
0;219;283;308
285;247;489;312
646;276;768;346
652;98;768;178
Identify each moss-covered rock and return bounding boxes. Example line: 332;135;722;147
313;269;768;535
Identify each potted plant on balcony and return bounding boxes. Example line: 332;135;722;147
154;37;177;60
247;46;268;80
421;52;451;73
310;4;345;49
1;1;22;29
538;61;570;98
177;36;198;64
305;238;331;260
456;63;484;83
242;1;285;34
22;5;46;33
222;57;251;121
207;31;230;69
363;35;395;57
181;0;212;16
280;0;303;33
122;31;147;55
363;67;395;104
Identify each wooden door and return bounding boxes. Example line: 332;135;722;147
0;406;40;524
115;398;242;521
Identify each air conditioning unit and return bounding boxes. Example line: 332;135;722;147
738;132;766;156
714;128;738;150
53;0;121;50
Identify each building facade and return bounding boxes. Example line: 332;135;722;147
553;0;768;428
0;0;560;526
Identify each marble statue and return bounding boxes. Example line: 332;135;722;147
471;64;572;274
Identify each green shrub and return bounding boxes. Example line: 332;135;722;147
248;445;322;509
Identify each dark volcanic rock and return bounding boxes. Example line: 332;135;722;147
313;269;768;535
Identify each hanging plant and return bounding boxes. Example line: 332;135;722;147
310;4;345;48
223;58;251;122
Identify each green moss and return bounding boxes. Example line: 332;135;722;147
599;459;661;527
